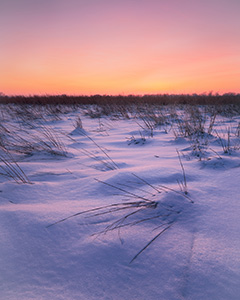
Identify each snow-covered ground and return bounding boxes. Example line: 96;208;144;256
0;104;239;300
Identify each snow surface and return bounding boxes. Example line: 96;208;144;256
0;105;240;300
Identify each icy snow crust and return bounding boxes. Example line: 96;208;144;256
0;104;240;300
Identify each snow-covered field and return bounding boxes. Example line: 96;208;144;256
0;103;240;300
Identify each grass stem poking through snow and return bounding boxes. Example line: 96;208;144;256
80;131;119;170
94;178;154;203
176;149;188;195
131;173;163;194
130;222;174;264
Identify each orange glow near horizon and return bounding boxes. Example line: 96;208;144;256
1;0;240;96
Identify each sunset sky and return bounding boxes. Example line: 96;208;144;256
1;0;240;95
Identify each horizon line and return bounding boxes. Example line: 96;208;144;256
1;92;240;98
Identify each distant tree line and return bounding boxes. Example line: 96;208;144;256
0;93;240;105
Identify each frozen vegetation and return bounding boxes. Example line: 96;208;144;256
0;100;240;300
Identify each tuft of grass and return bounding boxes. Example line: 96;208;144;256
0;150;31;184
127;132;147;145
74;116;83;129
47;172;193;263
35;124;67;156
215;127;232;154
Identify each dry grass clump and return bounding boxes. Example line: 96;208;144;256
47;183;187;263
172;106;219;159
215;126;240;154
0;149;31;184
47;161;192;263
0;105;68;183
135;106;168;136
0;122;67;157
73;116;83;130
173;106;217;138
